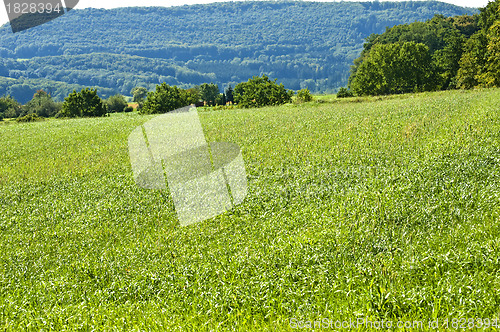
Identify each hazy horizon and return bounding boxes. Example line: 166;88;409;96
0;0;488;27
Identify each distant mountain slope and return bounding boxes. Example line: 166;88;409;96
0;1;477;102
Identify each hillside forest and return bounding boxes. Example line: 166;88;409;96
0;1;476;103
348;0;500;95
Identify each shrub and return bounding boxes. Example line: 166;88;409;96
21;90;61;117
106;94;128;113
54;111;66;118
0;95;21;118
16;114;44;122
141;83;190;114
199;83;219;106
349;42;435;96
234;75;293;108
124;106;134;112
180;88;200;105
337;87;354;98
131;87;148;103
61;88;107;117
296;89;313;103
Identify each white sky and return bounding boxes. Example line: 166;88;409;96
0;0;490;28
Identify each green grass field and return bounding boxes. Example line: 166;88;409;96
1;89;499;330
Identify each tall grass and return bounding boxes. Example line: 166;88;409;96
0;89;499;330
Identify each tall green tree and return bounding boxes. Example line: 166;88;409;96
61;88;107;117
234;75;293;108
0;95;21;118
131;87;148;103
21;90;61;117
350;14;480;93
225;85;234;104
456;31;488;89
181;87;200;105
479;9;500;87
106;94;128;113
479;0;500;31
432;32;466;89
350;42;435;96
141;83;189;114
199;83;219;106
456;1;500;89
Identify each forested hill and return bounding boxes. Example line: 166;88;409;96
0;1;477;102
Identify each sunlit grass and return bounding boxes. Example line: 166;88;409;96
0;88;499;330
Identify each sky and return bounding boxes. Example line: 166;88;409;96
0;0;491;28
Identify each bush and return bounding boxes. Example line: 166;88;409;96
16;114;44;122
61;88;107;117
21;90;61;117
131;87;148;103
141;83;190;114
106;94;128;113
296;88;313;103
234;75;293;108
199;83;219;106
0;113;3;121
0;95;21;118
336;87;354;98
349;42;435;96
124;106;134;112
180;88;200;105
54;111;66;118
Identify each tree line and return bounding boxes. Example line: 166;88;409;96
0;75;312;121
345;0;500;96
0;1;474;102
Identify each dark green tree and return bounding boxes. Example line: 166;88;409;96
479;10;500;87
106;94;128;113
455;1;500;89
456;31;488;88
350;42;435;95
199;83;219;106
336;87;354;98
296;88;313;102
225;85;234;104
479;0;500;31
21;90;61;117
234;75;293;108
141;83;189;114
432;32;466;89
350;13;481;93
181;87;200;105
131;87;148;103
61;88;107;117
452;14;480;37
0;95;21;118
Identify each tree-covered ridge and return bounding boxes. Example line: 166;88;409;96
0;1;476;102
349;14;480;94
348;0;500;95
456;0;500;88
0;76;116;104
0;1;474;54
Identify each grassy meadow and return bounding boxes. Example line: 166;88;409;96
0;88;499;330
